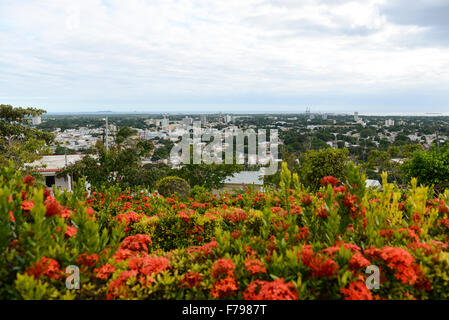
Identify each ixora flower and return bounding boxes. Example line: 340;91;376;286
44;196;61;217
8;211;15;223
25;256;63;280
187;239;218;257
379;247;419;285
244;259;267;275
340;280;373;300
298;245;339;278
115;211;143;225
211;258;235;279
65;225;77;238
321;176;339;187
300;195;313;205
180;272;203;289
76;253;100;268
23;175;35;186
119;234;152;252
210;275;239;299
243;279;298;300
95;264;116;280
21;200;34;211
316;206;329;219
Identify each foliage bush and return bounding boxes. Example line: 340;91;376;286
156;176;190;198
300;148;350;191
3;160;449;300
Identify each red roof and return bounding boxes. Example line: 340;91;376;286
37;169;61;173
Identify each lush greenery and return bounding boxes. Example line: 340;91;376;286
402;144;449;190
3;160;449;300
155;176;190;198
300;148;350;191
0;104;53;167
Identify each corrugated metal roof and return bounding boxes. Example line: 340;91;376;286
366;179;382;188
224;171;263;185
27;154;85;170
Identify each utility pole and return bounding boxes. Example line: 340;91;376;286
436;121;440;151
105;116;109;152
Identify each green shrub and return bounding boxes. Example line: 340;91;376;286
131;213;218;251
189;185;208;200
156;176;190;198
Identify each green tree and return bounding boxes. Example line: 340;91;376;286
402;144;449;188
0;104;54;166
176;163;242;190
156;176;190;198
300;148;350;190
60;135;153;190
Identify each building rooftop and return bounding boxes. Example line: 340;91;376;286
224;171;264;186
27;154;85;172
365;179;382;189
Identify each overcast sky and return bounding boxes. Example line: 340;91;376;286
1;0;449;114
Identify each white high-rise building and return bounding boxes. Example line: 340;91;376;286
182;116;193;127
354;112;359;122
385;119;395;127
161;118;169;130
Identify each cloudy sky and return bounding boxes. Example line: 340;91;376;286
1;0;449;114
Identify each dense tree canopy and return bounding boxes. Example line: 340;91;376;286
59;129;154;189
300;147;350;191
0;104;54;167
402;144;449;188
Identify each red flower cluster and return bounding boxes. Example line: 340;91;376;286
349;252;371;270
243;279;298;300
21;200;35;211
177;209;194;222
244;259;267;275
187;239;217;257
115;211;143;226
107;256;170;299
379;228;420;243
180;272;203;289
299;245;339;278
296;226;310;241
317;206;329;219
119;234;152;252
95;264;116;280
210;275;239;298
76;253;100;268
65;225;77;238
128;256;170;277
8;211;15;223
223;208;247;223
322;242;361;257
365;246;423;286
211;258;235;279
321;176;339;187
26;256;63;280
43;196;71;219
23;175;35;186
380;247;418;285
340;280;373;300
300;195;313;205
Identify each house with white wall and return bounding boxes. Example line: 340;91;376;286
27;154;85;191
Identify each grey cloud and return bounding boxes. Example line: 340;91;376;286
380;0;449;28
379;0;449;46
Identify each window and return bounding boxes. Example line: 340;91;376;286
45;175;56;188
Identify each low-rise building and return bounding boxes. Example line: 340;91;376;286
220;171;264;193
27;155;85;190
